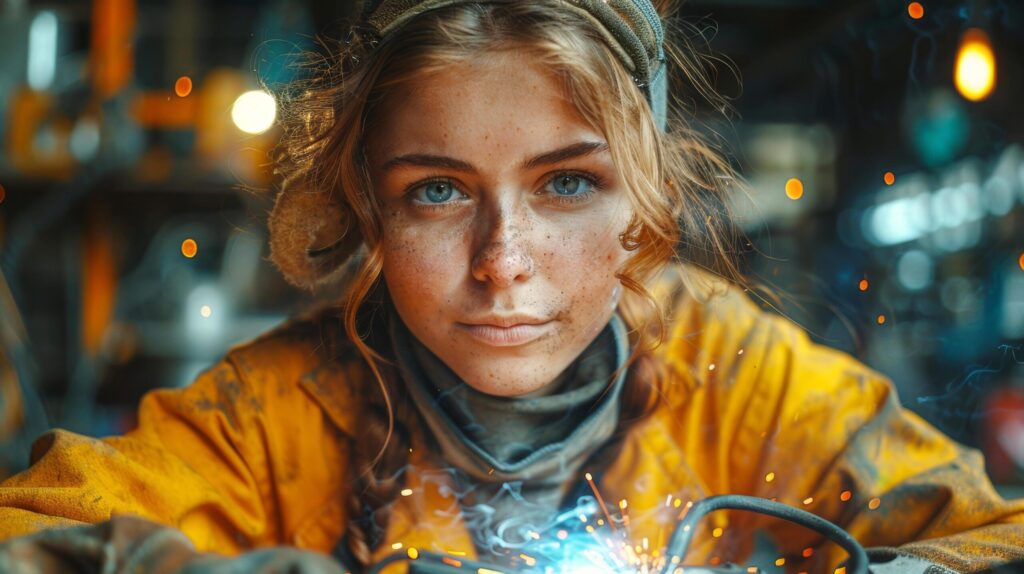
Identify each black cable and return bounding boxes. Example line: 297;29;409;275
664;494;868;574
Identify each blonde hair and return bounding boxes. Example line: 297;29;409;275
269;0;749;565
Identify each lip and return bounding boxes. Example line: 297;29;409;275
462;314;550;328
457;318;554;347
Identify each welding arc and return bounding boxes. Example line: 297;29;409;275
664;494;868;574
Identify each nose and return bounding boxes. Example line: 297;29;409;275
470;210;535;288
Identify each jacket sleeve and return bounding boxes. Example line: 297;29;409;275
0;357;281;554
723;298;1024;573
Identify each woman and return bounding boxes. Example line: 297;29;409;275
0;1;1022;573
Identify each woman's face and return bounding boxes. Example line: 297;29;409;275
365;51;633;397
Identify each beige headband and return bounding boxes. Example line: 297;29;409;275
359;0;667;131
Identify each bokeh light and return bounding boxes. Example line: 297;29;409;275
181;238;198;258
28;11;57;90
955;28;996;102
897;249;934;291
868;497;882;510
883;171;895;185
877;314;886;325
200;305;212;318
175;76;193;97
70;117;101;161
859;278;869;291
1018;252;1024;271
907;2;924;20
785;178;804;200
231;89;277;134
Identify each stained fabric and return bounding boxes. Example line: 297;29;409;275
0;264;1021;574
0;514;347;574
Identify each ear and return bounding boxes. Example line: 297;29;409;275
268;178;365;290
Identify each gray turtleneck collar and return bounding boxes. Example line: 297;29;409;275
388;307;630;557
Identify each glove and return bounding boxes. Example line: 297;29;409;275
866;548;958;574
0;514;345;574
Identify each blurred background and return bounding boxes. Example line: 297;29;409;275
0;0;1021;505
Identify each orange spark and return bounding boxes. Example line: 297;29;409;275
584;472;618;533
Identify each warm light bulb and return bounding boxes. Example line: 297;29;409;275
231;90;277;134
954;28;996;102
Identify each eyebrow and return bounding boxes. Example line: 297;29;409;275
379;140;610;174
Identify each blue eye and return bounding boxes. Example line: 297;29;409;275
407;172;603;210
411;180;465;205
552;171;593;196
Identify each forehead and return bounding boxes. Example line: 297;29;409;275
366;52;601;163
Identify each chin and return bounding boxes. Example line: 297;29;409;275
460;369;557;398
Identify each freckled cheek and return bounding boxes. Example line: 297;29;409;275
542;225;624;336
542;222;624;280
381;230;463;304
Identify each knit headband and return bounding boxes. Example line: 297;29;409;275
358;0;668;132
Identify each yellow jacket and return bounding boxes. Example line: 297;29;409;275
0;267;1022;573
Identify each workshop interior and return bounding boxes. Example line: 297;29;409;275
0;0;1022;572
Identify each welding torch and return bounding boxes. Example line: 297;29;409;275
366;494;869;574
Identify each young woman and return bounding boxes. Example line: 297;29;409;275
0;1;1022;573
